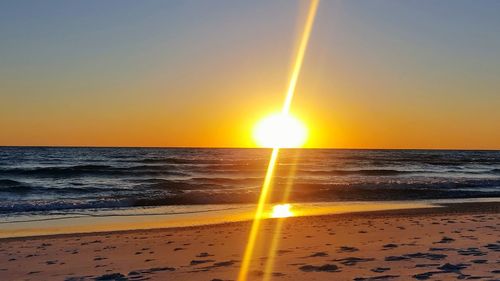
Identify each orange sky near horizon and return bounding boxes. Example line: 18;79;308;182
1;1;499;150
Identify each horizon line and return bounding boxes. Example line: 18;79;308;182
0;145;499;151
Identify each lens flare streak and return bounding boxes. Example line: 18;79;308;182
237;148;280;281
282;0;320;115
237;1;320;280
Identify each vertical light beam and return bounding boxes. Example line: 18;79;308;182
237;1;320;281
282;0;320;115
237;148;279;281
262;150;301;281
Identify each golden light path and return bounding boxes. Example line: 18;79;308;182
237;1;320;280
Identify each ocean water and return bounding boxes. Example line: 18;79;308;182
0;147;499;214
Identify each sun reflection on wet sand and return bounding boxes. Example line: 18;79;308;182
270;204;294;218
0;201;439;239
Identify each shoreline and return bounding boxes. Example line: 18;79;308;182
2;201;498;242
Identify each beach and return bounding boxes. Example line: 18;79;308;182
1;202;499;281
1;147;499;280
2;0;500;279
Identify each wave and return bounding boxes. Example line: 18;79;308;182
189;177;262;185
135;158;266;165
126;187;500;207
0;198;133;213
189;166;426;176
2;178;498;213
0;180;128;195
0;165;187;178
0;179;33;193
137;158;216;164
303;169;414;176
1;147;499;213
2;163;495;179
135;179;241;192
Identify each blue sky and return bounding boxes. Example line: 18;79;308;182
1;0;499;148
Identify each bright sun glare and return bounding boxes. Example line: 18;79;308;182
271;204;294;218
253;113;308;148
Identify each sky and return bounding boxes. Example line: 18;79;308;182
1;0;499;149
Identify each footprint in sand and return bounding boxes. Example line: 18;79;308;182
354;275;399;281
332;257;375;266
299;263;341;272
434;236;455;244
196;252;213;257
307;251;328;257
190;259;215;265
371;267;390;273
382;244;398;250
337;246;359;253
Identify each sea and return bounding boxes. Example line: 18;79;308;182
1;147;499;214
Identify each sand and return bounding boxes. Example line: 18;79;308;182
0;202;499;281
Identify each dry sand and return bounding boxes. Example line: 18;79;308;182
1;202;499;281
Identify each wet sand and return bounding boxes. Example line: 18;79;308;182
0;202;499;281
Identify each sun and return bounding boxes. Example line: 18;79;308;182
253;113;308;148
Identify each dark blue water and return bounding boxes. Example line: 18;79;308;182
0;147;499;213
